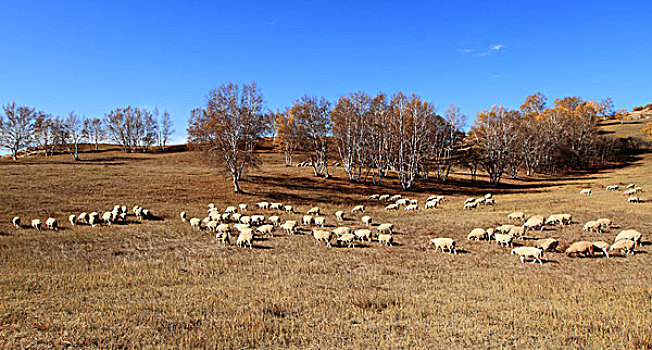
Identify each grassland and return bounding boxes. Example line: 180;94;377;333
0;121;650;349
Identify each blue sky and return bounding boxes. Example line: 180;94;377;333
1;1;650;142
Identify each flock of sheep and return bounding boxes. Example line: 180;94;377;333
7;182;646;266
582;183;645;203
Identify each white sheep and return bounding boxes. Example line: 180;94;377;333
141;209;151;220
508;226;525;239
102;211;114;225
425;200;438;209
231;213;242;223
495;224;516;233
606;185;619;191
623;189;636;196
238;204;248;212
484;193;492;199
233;223;251;232
463;201;478;210
464;197;476;204
533;238;559;252
430;237;456;254
484;198;495;205
236;228;254;249
250;215;265;226
257;201;270;210
88;212;100;227
596;218;611;229
385;203;399;211
332;226;352;237
579;188;592;196
592;241;610;258
284;205;294;213
389;194;402;201
206;220;219;232
256;224;275;237
209;210;221;222
78;212;89;224
614;229;642;247
31;219;42;231
545;214;564;225
337;233;356;247
45;217;58;230
180;211;187;222
467;228;487;240
426;195;438;202
583;221;602;233
12;216;21;228
302;215;313;226
609;239;636;255
282;220;298;235
511;247;543;264
524;216;545;231
307;207;321;215
565;241;595;257
378;194;390;201
351;205;365;214
312;229;333;247
314;216;326;227
270;202;283;210
217;224;231;235
560;214;572;225
396;198;410;206
494;233;513;247
404;204;418;211
361;215;372;226
369;194;380;200
189;218;202;230
508;211;526;221
354;229;372;241
377;223;394;234
377;234;393;246
335;210;344;222
268;215;281;226
627;196;640;203
239;216;252;225
215;231;230;246
225;206;237;214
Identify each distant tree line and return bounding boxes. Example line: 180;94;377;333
0;102;174;161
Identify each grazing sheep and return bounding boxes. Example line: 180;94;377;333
361;215;372;227
351;205;365;214
225;206;237;214
508;226;525;239
609;239;636;255
495;224;516;233
583;221;602;233
270;202;283;210
141;209;151;220
180;212;187;222
606;185;619;191
209;210;221;222
508;211;526;221
78;212;89;224
377;223;394;234
257;201;270;210
314;216;326;227
369;194;380;200
88;212;100;227
250;215;265;226
484;198;495;205
592;241;610;258
238;203;248;212
220;213;230;222
623;189;636;196
312;229;333;247
565;241;595;257
302;215;313;226
533;238;559;252
410;199;418;205
476;198;487;205
31;219;42;231
377;234;393;246
268;215;281;226
45;217;58;230
307;207;321;215
337;233;356;247
332;226;352;237
463;201;478;210
217;224;231;235
205;220;219;232
486;228;495;240
511;247;543;264
335;210;344;222
614;229;642;246
12;216;20;228
379;194;390;201
215;231;230;246
430;238;456;254
102;212;114;225
560;214;573;225
425;200;438;209
385;203;399;211
189;218;202;230
231;213;242;223
239;216;252;226
354;229;372;241
494;233;513;247
596;218;611;229
426;195;438;202
118;212;127;223
627;196;640;203
545;214;564;225
524;216;545;231
284;205;294;213
256;224;275;237
396;198;410;206
236;228;254;249
464;197;476;204
389;195;402;201
282;221;298;235
579;188;592;196
202;216;212;226
404;204;419;211
467;228;487;241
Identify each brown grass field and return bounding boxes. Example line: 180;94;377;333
1;121;651;349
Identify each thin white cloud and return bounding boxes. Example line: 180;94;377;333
458;48;475;54
265;17;280;26
458;44;506;57
490;44;504;51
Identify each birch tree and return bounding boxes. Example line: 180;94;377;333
0;102;37;161
290;95;331;177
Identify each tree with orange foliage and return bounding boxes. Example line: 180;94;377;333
643;122;652;140
187;82;270;193
289;95;331;178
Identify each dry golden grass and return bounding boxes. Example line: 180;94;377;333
1;124;651;349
